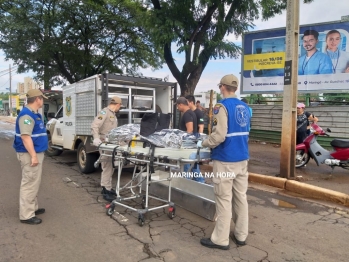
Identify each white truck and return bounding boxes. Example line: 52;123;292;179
46;73;177;174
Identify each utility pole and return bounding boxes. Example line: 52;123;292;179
9;64;12;117
279;0;299;178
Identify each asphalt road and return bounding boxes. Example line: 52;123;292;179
1;120;349;261
248;140;349;195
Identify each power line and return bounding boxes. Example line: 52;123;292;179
0;67;18;78
0;67;17;77
0;65;18;74
0;79;9;87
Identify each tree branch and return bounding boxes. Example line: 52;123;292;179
188;3;217;49
151;0;161;10
164;42;180;81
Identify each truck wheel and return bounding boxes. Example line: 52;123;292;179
77;143;98;174
45;136;63;157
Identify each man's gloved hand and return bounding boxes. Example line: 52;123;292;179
93;138;102;147
197;140;203;148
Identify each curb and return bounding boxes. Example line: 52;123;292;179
248;173;286;189
284;180;349;207
201;164;349;207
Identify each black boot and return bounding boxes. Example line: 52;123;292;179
101;187;117;196
103;193;116;202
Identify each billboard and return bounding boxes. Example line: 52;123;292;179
241;20;349;94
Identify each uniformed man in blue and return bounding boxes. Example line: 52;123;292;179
13;89;48;225
91;96;122;201
298;29;332;75
198;74;251;250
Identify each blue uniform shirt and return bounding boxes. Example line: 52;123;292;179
13;107;48;153
211;98;250;162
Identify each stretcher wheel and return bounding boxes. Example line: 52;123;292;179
106;204;115;216
168;206;175;219
138;215;145;227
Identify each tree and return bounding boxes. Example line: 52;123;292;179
216;93;222;101
145;0;313;96
0;93;9;100
0;0;163;89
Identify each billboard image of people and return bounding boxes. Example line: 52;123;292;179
241;20;349;93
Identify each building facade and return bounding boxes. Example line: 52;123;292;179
194;91;217;108
16;77;42;93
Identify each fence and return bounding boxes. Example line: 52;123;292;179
249;104;349;147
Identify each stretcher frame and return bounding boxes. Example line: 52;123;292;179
97;139;211;226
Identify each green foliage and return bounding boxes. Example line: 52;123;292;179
216;93;222;101
144;0;313;96
259;0;313;20
322;93;349;105
0;0;163;88
0;93;9;100
248;94;267;104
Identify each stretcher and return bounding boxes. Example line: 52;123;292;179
96;139;211;226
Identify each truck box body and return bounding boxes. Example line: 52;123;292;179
47;73;177;173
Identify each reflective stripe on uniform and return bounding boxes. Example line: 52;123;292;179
226;132;249;137
15;133;47;137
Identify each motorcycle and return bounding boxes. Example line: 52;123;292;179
295;123;349;171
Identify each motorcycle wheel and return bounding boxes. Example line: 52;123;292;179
295;149;310;168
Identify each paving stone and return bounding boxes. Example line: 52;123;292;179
149;219;178;227
150;224;181;235
140;258;163;262
317;211;330;216
238;245;268;262
338;217;349;225
189;225;203;233
125;224;153;244
159;249;177;261
172;226;191;235
326;213;342;220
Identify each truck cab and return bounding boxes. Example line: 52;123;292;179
46;73;177;174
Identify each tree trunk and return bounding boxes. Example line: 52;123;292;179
178;64;204;96
44;62;50;90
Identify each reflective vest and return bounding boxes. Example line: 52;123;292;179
13;107;48;153
211;98;250;162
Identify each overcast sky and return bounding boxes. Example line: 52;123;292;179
0;0;348;96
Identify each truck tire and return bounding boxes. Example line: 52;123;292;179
77;143;98;174
46;136;63;157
